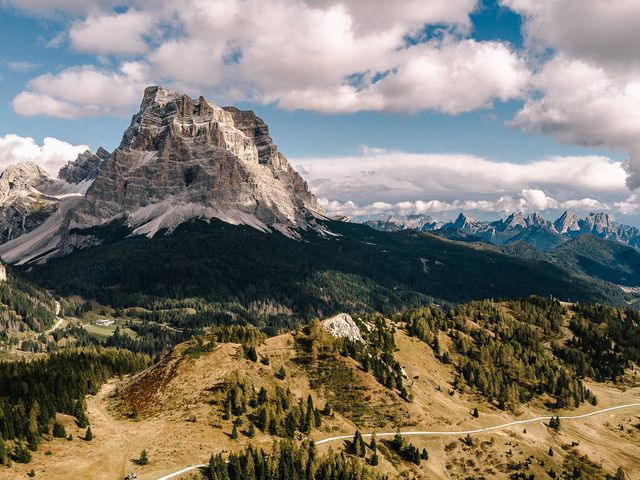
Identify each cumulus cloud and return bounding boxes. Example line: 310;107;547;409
10;0;532;117
12;62;150;118
501;0;640;71
500;0;640;191
319;193;613;219
294;149;626;205
0;134;88;176
294;148;632;217
69;10;154;55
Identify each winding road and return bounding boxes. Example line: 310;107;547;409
45;300;64;334
151;402;640;480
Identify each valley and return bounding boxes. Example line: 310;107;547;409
0;86;637;480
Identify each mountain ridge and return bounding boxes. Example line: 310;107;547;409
362;210;640;251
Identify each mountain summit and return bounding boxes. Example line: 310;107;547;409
0;86;323;264
69;86;323;238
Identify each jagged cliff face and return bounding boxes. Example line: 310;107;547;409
0;163;58;243
0;86;325;264
69;86;322;237
58;147;109;184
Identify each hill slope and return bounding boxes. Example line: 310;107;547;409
550;234;640;287
23;220;628;327
3;299;639;480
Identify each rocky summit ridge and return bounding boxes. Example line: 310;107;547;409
0;86;324;264
361;210;640;251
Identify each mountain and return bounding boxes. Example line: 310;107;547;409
550;234;640;287
6;298;638;479
0;86;323;264
364;210;640;252
58;146;109;183
0;160;96;246
504;225;566;251
361;214;442;232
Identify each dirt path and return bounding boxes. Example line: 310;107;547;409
152;403;640;480
45;300;64;334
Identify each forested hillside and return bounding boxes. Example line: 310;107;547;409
0;348;149;464
25;220;626;333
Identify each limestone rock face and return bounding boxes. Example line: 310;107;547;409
0;162;58;243
58;147;109;183
69;86;323;236
322;313;364;342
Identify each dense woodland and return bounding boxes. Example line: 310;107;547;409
0;276;56;347
26;220;624;324
204;439;384;480
0;348;149;463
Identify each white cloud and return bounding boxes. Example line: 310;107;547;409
501;0;640;71
272;39;529;114
294;149;626;205
6;61;40;72
69;10;154;55
320;192;612;218
12;62;150;118
294;148;632;217
0;134;88;176
11;0;531;117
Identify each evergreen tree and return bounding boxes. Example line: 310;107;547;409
248;422;256;438
137;449;149;466
52;422;66;438
472;407;479;418
84;426;93;441
549;416;561;431
231;424;238;440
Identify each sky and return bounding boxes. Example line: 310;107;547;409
0;0;639;224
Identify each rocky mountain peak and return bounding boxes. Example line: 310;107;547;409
67;85;322;239
453;212;477;229
58;148;109;184
554;210;581;233
0;162;50;188
583;212;614;233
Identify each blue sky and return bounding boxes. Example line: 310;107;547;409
0;0;639;224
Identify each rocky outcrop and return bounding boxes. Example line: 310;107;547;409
68;86;323;238
322;313;363;342
58;147;109;183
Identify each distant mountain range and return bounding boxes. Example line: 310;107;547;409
362;211;640;251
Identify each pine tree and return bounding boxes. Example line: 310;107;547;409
548;447;554;456
231;424;238;440
52;422;66;438
248;422;256;438
370;433;378;452
84;426;93;441
472;407;479;418
137;449;149;465
549;416;561;431
275;366;286;380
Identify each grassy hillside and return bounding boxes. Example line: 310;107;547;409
24;220;627;329
3;297;637;480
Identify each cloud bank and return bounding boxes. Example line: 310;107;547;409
0;134;88;176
